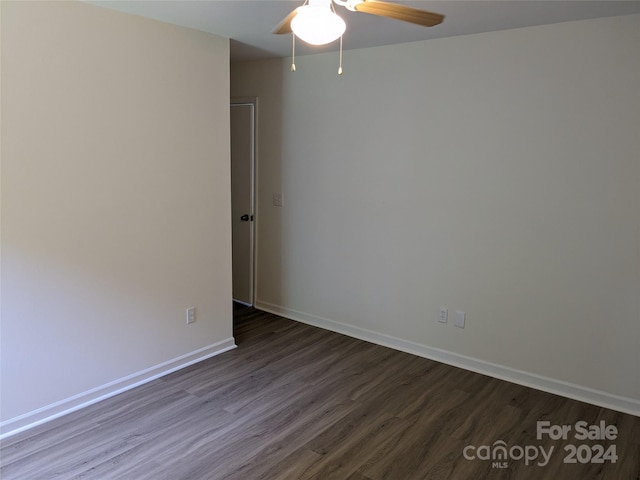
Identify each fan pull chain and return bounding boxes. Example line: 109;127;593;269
291;33;296;72
338;36;343;75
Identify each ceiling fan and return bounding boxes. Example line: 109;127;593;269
273;0;445;46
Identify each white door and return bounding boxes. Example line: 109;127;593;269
231;102;255;305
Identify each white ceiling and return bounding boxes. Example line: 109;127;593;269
90;1;640;62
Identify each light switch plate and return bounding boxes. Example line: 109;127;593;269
455;310;465;328
273;192;283;207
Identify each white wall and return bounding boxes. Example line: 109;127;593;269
1;1;233;434
231;14;640;413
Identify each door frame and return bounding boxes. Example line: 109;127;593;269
231;97;258;306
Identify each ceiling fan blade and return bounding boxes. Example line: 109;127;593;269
272;8;300;34
354;0;444;27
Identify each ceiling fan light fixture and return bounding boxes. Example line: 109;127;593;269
291;4;346;45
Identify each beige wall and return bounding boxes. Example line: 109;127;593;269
1;1;233;433
232;14;640;413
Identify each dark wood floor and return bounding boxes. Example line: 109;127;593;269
1;306;638;479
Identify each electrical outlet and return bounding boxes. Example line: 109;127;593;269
186;307;196;325
272;192;283;207
438;308;448;323
455;310;465;328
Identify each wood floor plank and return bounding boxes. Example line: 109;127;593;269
303;414;410;480
258;448;324;480
214;399;363;480
1;305;638;480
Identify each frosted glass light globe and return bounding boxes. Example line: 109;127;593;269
291;5;346;45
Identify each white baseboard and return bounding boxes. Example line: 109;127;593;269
255;300;640;417
0;338;237;440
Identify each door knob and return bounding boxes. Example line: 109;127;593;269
240;214;250;222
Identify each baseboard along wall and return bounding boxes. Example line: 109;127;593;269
0;338;237;440
4;299;638;440
255;300;640;418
